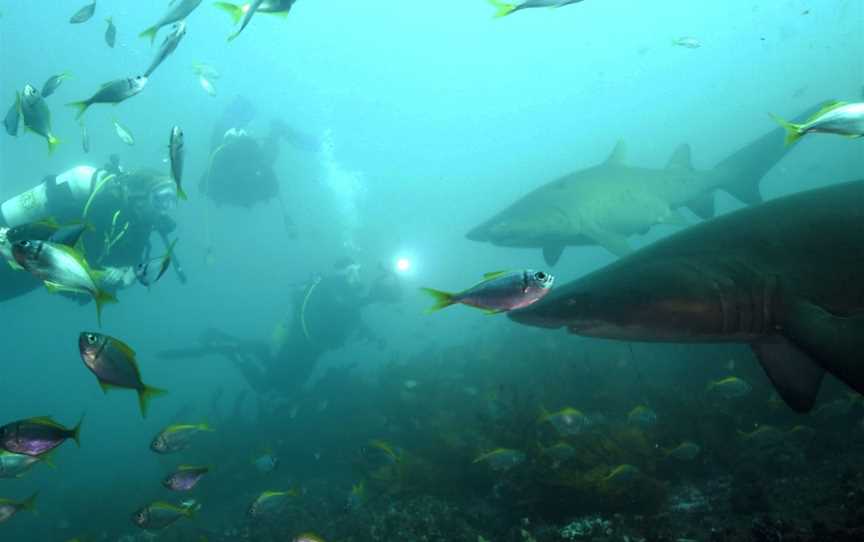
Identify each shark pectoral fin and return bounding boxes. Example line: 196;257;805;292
685;193;715;220
751;335;825;413
723;177;764;206
782;300;864;399
542;245;565;267
662;209;690;226
666;144;693;171
583;226;631;257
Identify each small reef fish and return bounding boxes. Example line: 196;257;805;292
163;465;209;491
248;489;299;517
132;501;197;530
0;451;49;479
80;122;89;153
706;376;752;399
738;425;784;448
78;332;167;418
69;1;96;24
169;126;187;199
0;416;82;457
294;534;326;542
19;84;60;153
0;493;37;524
604;464;640;483
627;405;657;428
104;17;116;48
473;448;526;471
139;0;203;44
144;22;187;78
135;239;177;288
199;76;217;96
772;101;864;145
422;269;554;314
151;423;213;454
112;119;135;145
487;0;585;18
12;240;115;324
67;76;148;119
542;442;576;462
673;36;701;48
225;0;267;42
663;441;701;461
41;72;72;98
539;407;590;436
253;451;279;473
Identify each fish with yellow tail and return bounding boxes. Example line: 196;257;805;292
0;493;37;523
487;0;585;18
78;332;167;418
422;269;553;314
771;101;864;145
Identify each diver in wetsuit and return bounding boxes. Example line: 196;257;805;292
0;157;184;302
162;259;402;397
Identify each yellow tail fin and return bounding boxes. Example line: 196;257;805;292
137;385;168;419
769;113;803;146
420;287;456;313
487;0;516;17
47;134;61;154
139;26;158;44
93;288;118;328
213;2;246;25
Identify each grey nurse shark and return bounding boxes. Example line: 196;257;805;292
508;180;864;413
467;104;823;266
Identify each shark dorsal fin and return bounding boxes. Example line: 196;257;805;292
666;144;693;171
604;140;626;166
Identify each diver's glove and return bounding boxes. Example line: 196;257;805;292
100;266;137;291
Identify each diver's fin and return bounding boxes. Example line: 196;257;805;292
666;144;693;171
781;300;864;400
582;226;631;257
542;245;565;266
604;140;626;166
751;335;825;413
685;193;715;220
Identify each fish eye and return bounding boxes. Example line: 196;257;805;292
86;333;97;344
535;272;546;280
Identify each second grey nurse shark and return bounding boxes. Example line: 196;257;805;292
508;180;864;413
467;103;823;266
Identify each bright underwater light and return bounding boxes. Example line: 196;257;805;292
395;258;412;273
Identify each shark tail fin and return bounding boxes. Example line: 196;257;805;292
487;0;516;17
420;288;456;313
769;113;804;146
711;101;827;206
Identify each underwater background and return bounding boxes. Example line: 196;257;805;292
0;0;863;540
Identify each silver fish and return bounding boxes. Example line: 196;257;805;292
105;16;116;47
68;76;147;119
41;72;72;98
227;0;266;41
139;0;202;44
20;84;60;153
80;122;90;153
169;126;186;199
422;269;554;314
144;22;187;78
70;1;96;24
113;119;135;145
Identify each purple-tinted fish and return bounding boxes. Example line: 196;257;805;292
163;465;209;491
0;417;82;457
78;332;167;418
421;270;554;314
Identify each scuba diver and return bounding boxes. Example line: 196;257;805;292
0;155;184;302
199;96;318;236
159;258;402;397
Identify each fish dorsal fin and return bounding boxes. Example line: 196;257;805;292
604;140;626;166
108;337;138;362
808;100;848;123
666;144;693;171
482;270;509;280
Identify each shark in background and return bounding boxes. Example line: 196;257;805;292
508;180;864;413
466;103;824;266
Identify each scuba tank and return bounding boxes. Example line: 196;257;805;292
0;166;97;227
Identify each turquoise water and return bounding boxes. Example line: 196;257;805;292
0;1;863;540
